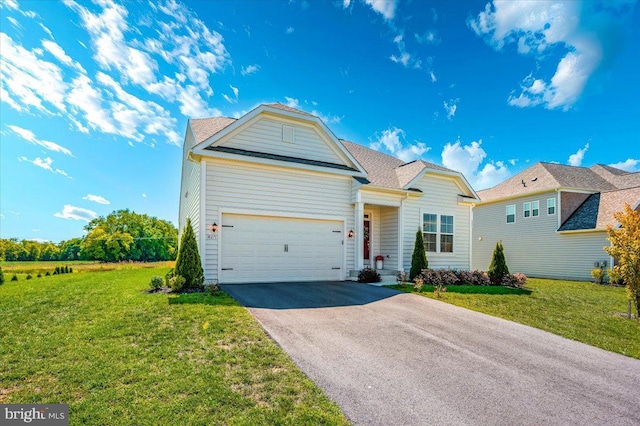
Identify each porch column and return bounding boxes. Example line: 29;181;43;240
355;201;364;270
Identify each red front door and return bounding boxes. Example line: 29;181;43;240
363;220;370;262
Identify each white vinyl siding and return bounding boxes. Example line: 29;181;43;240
379;206;399;270
217;117;346;166
472;191;609;281
203;157;354;282
547;198;556;215
178;127;200;248
403;174;472;271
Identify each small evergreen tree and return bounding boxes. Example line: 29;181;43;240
488;240;510;284
410;229;429;281
174;218;204;290
0;267;4;285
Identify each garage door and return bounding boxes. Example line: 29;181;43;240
220;214;344;283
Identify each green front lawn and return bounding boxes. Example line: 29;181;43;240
0;267;348;425
387;279;640;359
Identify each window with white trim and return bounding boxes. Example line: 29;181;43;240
532;200;539;217
506;205;515;223
422;213;437;252
440;215;454;253
523;202;531;218
547;198;556;215
422;213;454;253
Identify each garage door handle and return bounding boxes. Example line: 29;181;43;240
331;267;341;270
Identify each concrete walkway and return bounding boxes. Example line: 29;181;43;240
222;282;640;426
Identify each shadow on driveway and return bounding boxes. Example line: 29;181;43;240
221;281;399;309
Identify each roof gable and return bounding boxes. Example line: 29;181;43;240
191;104;366;176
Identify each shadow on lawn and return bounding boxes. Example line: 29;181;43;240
387;284;532;295
168;292;239;306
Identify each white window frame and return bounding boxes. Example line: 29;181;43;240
506;204;516;223
440;215;454;253
422;212;454;253
523;202;531;218
547;198;556;215
532;200;539;217
422;213;437;252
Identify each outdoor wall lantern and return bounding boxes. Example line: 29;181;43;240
347;229;354;240
211;223;218;234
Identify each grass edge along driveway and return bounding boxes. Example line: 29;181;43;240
0;267;348;425
387;278;640;360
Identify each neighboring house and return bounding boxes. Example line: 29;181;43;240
179;103;479;284
472;162;640;281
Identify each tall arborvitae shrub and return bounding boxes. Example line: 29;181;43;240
488;240;510;284
410;229;429;281
0;267;4;285
174;218;204;290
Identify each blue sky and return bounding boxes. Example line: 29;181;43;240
1;0;638;243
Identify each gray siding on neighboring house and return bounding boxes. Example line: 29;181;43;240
472;191;610;281
203;157;355;281
403;174;472;272
178;128;200;249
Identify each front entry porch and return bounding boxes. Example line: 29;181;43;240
350;202;401;284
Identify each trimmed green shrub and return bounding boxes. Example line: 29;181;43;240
169;275;186;292
358;268;381;283
11;274;18;282
0;267;4;285
174;218;204;290
26;274;33;280
149;276;164;290
410;229;428;281
165;268;175;287
488;241;510;284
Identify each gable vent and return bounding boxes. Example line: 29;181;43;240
282;125;295;143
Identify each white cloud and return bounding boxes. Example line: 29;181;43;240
443;99;458;120
364;0;397;21
0;32;67;113
441;139;510;190
415;30;440;45
230;85;239;98
285;97;300;108
608;159;639;172
429;71;437;83
241;64;259;76
67;74;118;135
370;127;431;162
82;194;110;205
397;142;431;162
141;193;147;198
312;110;342;125
342;0;351;8
8;125;74;156
567;143;589;167
286;27;294;34
41;40;85;72
18;156;71;178
177;84;221;118
54;204;97;222
469;0;626;111
390;32;422;69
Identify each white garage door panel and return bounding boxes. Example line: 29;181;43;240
221;214;343;283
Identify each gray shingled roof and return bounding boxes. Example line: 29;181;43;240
558;186;640;231
558;193;600;231
477;162;620;202
187;105;463;191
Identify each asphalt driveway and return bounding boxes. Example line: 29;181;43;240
221;282;640;425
